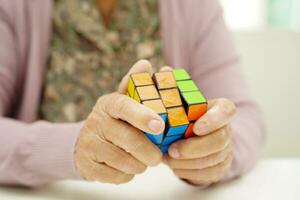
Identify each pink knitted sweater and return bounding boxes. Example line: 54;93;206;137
0;0;265;187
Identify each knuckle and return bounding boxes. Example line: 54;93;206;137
215;129;230;150
227;143;234;154
95;94;110;111
78;135;98;154
196;156;210;168
94;94;115;116
96;95;105;105
117;125;137;144
219;149;229;163
114;96;128;114
101;93;126;116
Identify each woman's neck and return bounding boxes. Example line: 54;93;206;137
96;0;118;27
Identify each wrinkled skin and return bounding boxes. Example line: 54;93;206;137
162;65;236;186
74;60;164;184
75;60;236;186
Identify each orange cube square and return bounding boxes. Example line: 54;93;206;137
134;85;160;102
131;73;154;86
188;104;207;121
159;88;182;108
167;107;189;127
153;71;177;89
142;99;167;115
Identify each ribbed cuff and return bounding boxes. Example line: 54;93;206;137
28;121;84;183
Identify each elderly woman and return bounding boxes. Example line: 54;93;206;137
0;0;265;187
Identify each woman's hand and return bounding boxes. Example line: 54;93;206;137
163;98;236;186
74;60;165;184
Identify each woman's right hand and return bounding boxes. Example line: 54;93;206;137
74;60;165;184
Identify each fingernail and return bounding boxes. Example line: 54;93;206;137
148;119;164;133
194;121;209;136
169;144;180;158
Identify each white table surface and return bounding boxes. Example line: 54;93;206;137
0;158;299;200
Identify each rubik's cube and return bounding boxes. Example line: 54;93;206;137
127;69;207;153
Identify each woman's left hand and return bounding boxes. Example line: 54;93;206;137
163;98;236;186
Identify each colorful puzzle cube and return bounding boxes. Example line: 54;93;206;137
127;68;207;153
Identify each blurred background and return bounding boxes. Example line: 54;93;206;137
220;0;300;157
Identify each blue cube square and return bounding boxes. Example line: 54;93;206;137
162;134;183;146
166;124;188;137
145;132;164;145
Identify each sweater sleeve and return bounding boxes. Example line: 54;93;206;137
0;119;83;187
0;3;82;187
185;0;266;181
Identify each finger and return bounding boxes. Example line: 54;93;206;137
193;98;236;136
96;93;165;134
118;60;153;94
75;152;134;184
164;142;232;170
99;115;162;166
173;154;232;183
86;134;147;174
168;126;231;159
159;66;173;72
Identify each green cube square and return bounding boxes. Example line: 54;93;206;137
173;69;191;81
182;91;206;105
177;80;198;92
